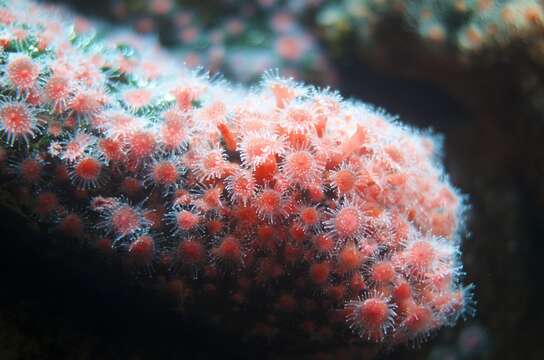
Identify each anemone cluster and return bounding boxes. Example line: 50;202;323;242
0;0;473;352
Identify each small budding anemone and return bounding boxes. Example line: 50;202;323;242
160;108;190;152
346;292;398;342
176;238;206;269
280;101;318;134
255;187;286;223
213;235;244;267
296;204;321;230
238;130;285;169
281;147;324;187
71;156;104;189
192;146;228;182
0;100;40;146
225;168;257;205
146;157;182;190
330;163;358;195
97;200;149;241
128;234;156;266
337;242;365;274
44;74;73;113
176;210;200;231
324;198;365;243
128;130;157;159
5;54;40;91
34;191;60;218
12;155;43;183
367;258;397;286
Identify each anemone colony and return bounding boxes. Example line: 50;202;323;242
0;0;473;351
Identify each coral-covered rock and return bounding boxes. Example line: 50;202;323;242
0;0;473;352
